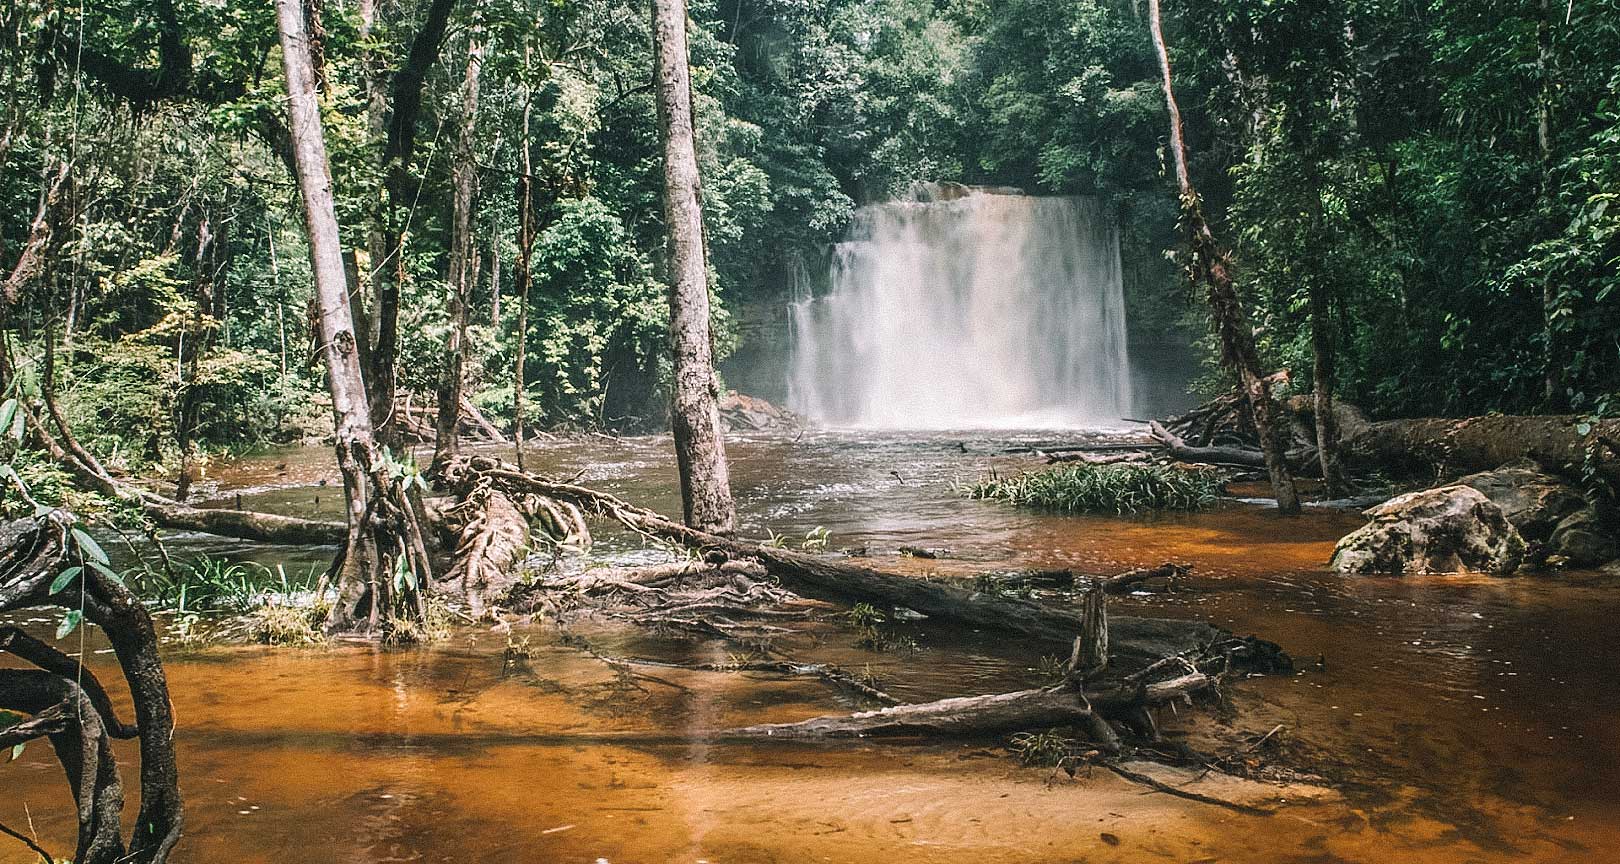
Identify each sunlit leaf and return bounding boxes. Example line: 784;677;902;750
71;527;110;564
49;565;83;594
56;608;83;639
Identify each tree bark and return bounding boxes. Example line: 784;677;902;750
1146;0;1300;513
431;28;485;475
443;458;1284;671
651;0;736;534
1319;404;1620;486
1306;281;1348;494
277;0;432;635
371;0;459;448
513;46;535;470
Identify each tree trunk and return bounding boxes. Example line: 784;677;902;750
1146;0;1300;513
513;47;534;470
444;458;1284;671
276;0;432;635
651;0;736;534
431;28;484;475
1318;404;1620;486
1306;278;1348;494
488;216;502;324
372;0;459;449
1536;0;1561;408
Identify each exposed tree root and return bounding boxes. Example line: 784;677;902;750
440;455;1287;673
1;510;183;863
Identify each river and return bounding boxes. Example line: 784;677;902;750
4;430;1617;863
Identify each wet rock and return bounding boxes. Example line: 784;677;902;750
718;390;801;432
1457;460;1586;544
1550;507;1619;567
1331;485;1527;575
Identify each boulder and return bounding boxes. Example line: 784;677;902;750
1457;460;1587;542
718;391;801;432
1549;507;1619;567
1331;485;1527;575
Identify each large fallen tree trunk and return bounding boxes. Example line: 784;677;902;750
442;456;1287;671
1324;404;1620;485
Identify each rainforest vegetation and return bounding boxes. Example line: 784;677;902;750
2;0;1615;465
2;1;1620;863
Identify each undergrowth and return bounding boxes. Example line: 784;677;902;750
964;463;1222;514
136;556;322;614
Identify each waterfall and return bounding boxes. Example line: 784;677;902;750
788;186;1133;429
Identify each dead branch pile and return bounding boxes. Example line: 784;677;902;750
394;392;507;444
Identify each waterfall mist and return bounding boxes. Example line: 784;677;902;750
788;187;1133;429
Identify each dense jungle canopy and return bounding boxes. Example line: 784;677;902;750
0;0;1615;473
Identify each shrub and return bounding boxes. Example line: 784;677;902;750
965;463;1222;514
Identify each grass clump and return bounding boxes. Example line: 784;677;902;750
244;602;326;646
137;556;322;614
965;463;1221;514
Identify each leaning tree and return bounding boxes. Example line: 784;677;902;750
275;0;435;636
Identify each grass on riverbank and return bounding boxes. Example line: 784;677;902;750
964;462;1222;514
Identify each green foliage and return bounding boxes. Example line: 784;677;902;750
3;0;1617;445
965;463;1222;514
136;557;322;615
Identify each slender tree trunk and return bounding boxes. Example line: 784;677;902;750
276;0;432;635
488;213;501;323
1536;0;1561;408
651;0;736;534
432;29;485;475
513;48;535;470
1146;0;1299;513
1306;281;1347;494
372;0;458;448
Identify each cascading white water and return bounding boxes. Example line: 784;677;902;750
788;186;1133;429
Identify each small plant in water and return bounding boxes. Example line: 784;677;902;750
964;463;1222;514
1008;729;1094;781
799;526;831;551
1033;653;1068;684
845;602;920;653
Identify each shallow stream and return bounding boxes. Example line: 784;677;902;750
4;431;1618;863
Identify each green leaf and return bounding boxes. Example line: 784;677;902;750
70;527;109;564
8;742;23;762
49;565;83;594
56;608;83;639
87;559;125;585
0;398;17;441
1577;422;1593;436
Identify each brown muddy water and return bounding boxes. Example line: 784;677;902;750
4;430;1619;863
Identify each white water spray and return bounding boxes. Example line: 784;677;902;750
788;186;1132;429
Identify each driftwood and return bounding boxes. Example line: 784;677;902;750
441;456;1287;672
731;670;1212;739
395;393;508;444
1;511;183;863
1149;420;1316;475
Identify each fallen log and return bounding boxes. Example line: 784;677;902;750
1320;403;1620;485
442;456;1287;671
730;671;1212;738
1149;420;1267;468
1;362;346;546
